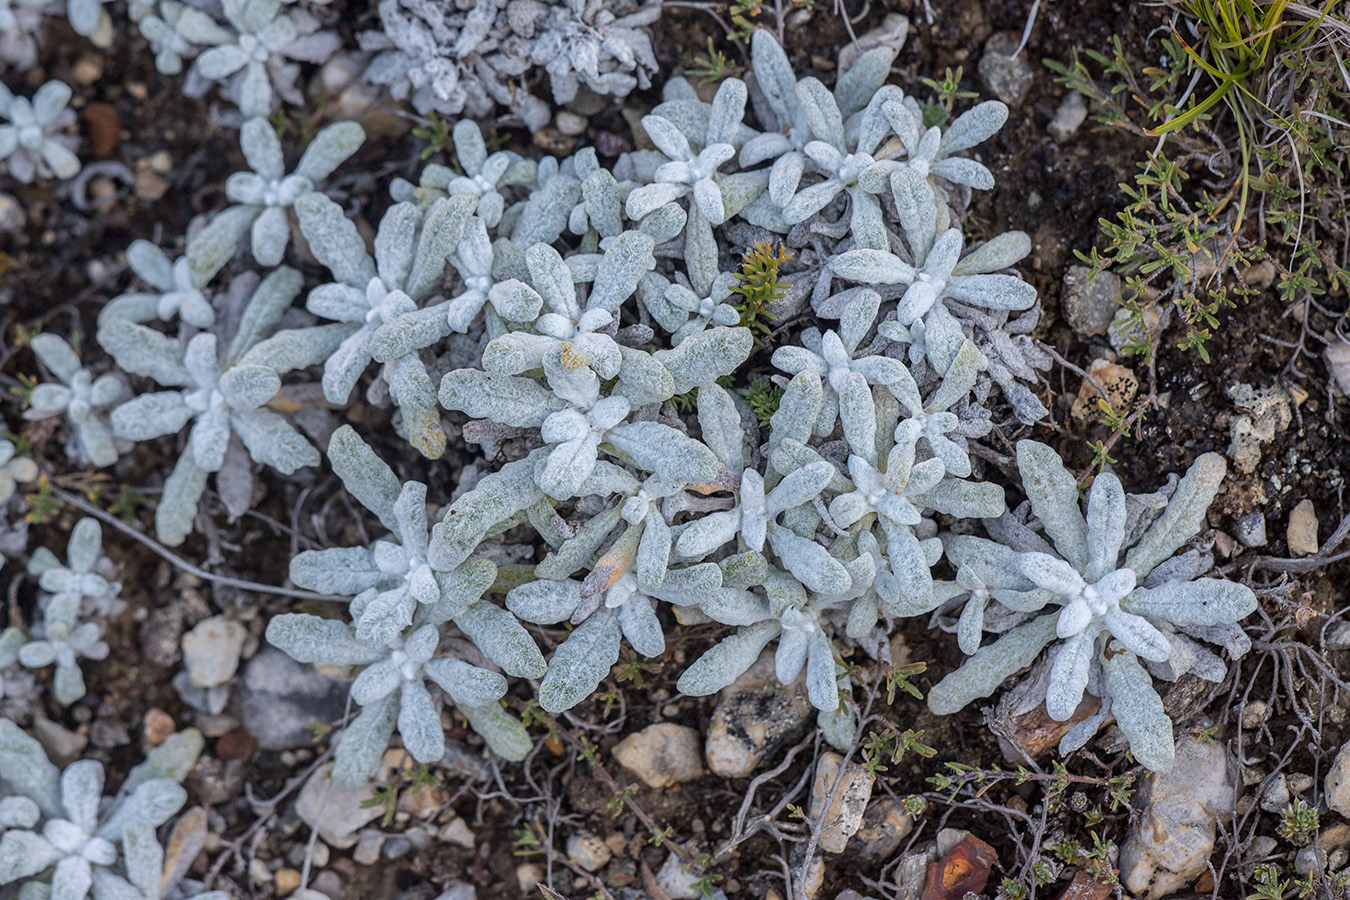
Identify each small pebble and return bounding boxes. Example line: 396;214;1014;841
1289;773;1315;794
516;862;545;892
274;868;302;895
439;818;475;849
555;111;588;136
978;32;1033;105
1287;499;1320;556
1237;511;1267;548
1296;845;1326;876
353;833;385;866
1259;774;1290;813
1048;91;1088;142
1240;700;1268;730
143;708;176;747
181;616;247;688
567;831;612;872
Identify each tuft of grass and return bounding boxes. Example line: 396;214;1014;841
1045;0;1348;364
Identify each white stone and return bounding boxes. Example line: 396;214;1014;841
1326;741;1350;817
1288;499;1320;556
567;831;612;872
656;852;703;900
294;763;386;849
1120;735;1236;900
809;752;874;854
181;616;247;688
611;723;703;789
705;650;813;777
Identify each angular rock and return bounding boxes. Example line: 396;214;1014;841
1070;359;1138;424
1227;383;1292;475
233;648;349;750
611;722;703;789
1326;740;1350;817
181;616;247;688
1237;511;1267;548
567;831;612;872
1048;91;1088;142
656;852;704;899
1060;266;1120;336
921;833;996;900
809;752;874;854
1119;735;1236;900
850;797;915;862
1259;774;1290;813
978;32;1033;105
1288;499;1320;556
295;762;386;848
706;650;814;777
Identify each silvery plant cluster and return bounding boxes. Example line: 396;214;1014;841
0;24;1262;891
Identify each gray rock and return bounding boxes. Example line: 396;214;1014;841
433;883;477;900
1061;265;1120;336
1289;773;1315;794
567;831;612;872
1288;499;1320;556
232;648;349;750
1250;835;1278;859
1259;774;1290;813
181;616;247;688
656;852;703;899
353;832;384;865
936;827;968;856
892;843;936;900
705;650;814;777
809;752;874;854
978;32;1033;106
555;111;588;136
1237;511;1267;548
294;762;385;848
32;716;88;767
611;723;704;789
849;797;915;862
1048;90;1088;142
1296;845;1327;876
1326;741;1350;817
1119;734;1237;900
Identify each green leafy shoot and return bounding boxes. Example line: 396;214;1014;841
742;376;782;428
730;241;790;344
686;38;739;84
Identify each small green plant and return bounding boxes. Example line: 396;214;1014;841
742;376;783;428
686;37;738;84
861;727;936;776
1277;797;1319;845
884;661;928;703
412;110;454;160
729;241;791;343
920;66;980;126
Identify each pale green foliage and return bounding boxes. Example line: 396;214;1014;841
10;27;1258;790
0;719;203;900
928;443;1255;771
20;518;115;705
265;427;536;782
25;335;128;467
